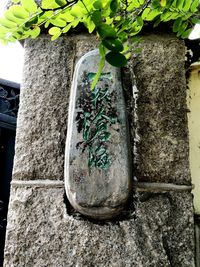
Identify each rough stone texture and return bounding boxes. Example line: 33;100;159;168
12;34;97;181
195;216;200;267
65;50;131;219
4;34;195;266
4;187;194;267
133;34;190;185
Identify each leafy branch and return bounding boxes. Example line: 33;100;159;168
0;0;199;85
40;0;78;11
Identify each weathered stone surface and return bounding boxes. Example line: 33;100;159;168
65;50;131;219
4;34;195;266
4;187;195;267
195;216;200;267
12;34;98;181
133;34;190;185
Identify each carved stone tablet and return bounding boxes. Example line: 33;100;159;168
65;50;131;219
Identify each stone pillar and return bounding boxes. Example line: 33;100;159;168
3;34;195;267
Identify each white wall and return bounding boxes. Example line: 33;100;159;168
188;64;200;214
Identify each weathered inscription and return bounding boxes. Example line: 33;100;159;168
76;72;117;171
65;50;131;219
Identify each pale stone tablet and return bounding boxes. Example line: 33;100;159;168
65;49;131;219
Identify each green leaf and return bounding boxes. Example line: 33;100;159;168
0;18;17;29
110;0;119;13
9;5;29;19
41;0;59;9
176;0;184;9
70;5;84;17
105;17;113;25
127;0;140;10
160;0;166;7
138;0;145;4
171;0;177;8
55;0;67;6
160;11;173;21
181;28;192;39
25;16;38;27
142;7;151;19
21;0;38;13
153;17;161;27
151;0;160;9
145;9;161;21
163;12;180;22
102;38;123;52
182;0;192;12
97;24;117;39
18;32;30;40
39;10;53;20
191;18;200;24
172;17;182;32
128;20;143;36
51;33;61;40
49;26;61;35
84;18;95;33
191;0;199;12
71;20;79;28
44;20;50;28
0;25;10;34
29;26;40;38
177;21;188;37
93;0;102;9
105;51;127;67
50;17;66;27
91;57;105;90
62;23;72;33
118;31;128;42
91;10;102;26
136;16;143;26
4;10;24;24
59;12;74;22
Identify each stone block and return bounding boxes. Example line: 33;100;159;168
133;34;190;184
4;186;195;267
65;50;131;219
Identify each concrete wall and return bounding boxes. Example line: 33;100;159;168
3;34;195;266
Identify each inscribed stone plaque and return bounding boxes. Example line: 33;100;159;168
65;50;131;219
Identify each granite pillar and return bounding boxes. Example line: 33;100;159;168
3;34;195;267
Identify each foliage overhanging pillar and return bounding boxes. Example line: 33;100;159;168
3;33;195;267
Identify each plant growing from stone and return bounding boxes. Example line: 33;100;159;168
0;0;199;87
